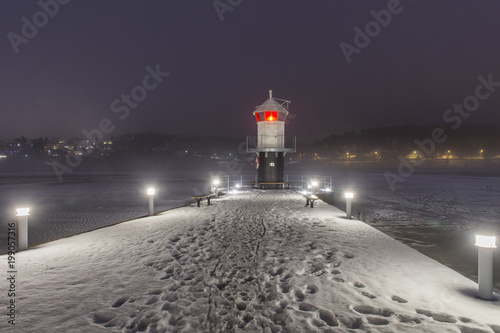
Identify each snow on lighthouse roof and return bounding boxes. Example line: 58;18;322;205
253;90;290;115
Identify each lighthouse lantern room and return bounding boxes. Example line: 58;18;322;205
247;90;296;189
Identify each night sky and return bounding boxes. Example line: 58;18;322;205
2;0;500;142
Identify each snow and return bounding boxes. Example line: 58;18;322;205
2;190;499;332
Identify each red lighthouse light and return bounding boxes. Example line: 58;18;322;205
265;111;278;121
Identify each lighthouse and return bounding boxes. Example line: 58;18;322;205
247;90;296;189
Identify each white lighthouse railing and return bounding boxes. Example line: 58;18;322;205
214;174;333;192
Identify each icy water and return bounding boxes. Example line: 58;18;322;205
316;166;500;292
1;166;499;291
0;170;210;252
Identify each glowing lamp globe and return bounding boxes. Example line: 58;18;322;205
147;188;155;196
344;192;354;199
475;235;497;249
311;181;318;187
213;179;220;186
16;208;30;216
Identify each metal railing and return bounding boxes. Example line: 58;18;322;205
212;174;333;191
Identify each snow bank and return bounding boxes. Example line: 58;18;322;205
1;190;499;332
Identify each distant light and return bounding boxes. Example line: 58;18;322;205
311;181;318;187
307;184;312;189
375;151;378;155
236;184;241;188
344;192;354;199
213;179;220;186
147;188;155;196
447;150;451;153
301;190;308;195
0;155;7;159
413;151;417;154
480;149;484;153
324;187;331;192
475;235;497;249
16;208;30;216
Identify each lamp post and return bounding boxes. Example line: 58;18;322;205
344;192;354;219
311;181;318;194
213;179;219;197
475;235;497;300
147;188;155;216
16;208;30;251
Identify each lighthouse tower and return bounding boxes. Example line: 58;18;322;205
247;90;296;189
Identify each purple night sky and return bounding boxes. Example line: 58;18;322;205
1;0;500;142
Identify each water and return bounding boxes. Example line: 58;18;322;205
0;170;210;252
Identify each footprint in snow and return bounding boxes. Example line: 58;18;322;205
367;316;390;325
298;302;317;312
93;310;118;324
490;325;500;333
280;283;291;293
416;308;457;323
235;300;247;311
306;284;318;294
111;295;129;308
343;251;355;259
391;295;407;303
318;308;339;327
353;305;393;317
397;314;422;324
361;291;377;299
294;289;305;301
145;296;158;305
169;236;181;243
458;326;493;333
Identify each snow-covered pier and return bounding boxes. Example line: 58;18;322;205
5;190;500;332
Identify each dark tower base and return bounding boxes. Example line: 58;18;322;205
257;152;284;189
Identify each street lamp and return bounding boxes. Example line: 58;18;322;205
16;208;30;251
311;181;318;194
213;179;220;197
344;192;354;219
147;188;155;216
475;235;497;300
